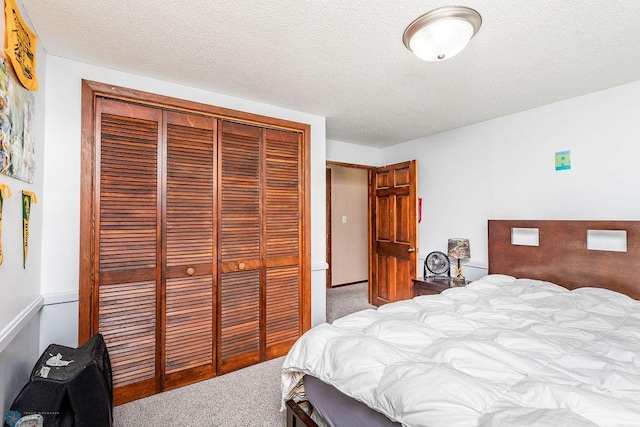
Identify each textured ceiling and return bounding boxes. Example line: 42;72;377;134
19;0;640;147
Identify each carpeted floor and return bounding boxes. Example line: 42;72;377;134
114;282;372;426
114;356;286;426
326;281;376;323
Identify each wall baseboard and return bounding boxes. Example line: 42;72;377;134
0;296;44;354
331;280;367;288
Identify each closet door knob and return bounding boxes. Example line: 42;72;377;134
238;262;246;270
186;267;195;276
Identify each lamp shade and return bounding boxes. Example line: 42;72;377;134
403;6;482;62
448;238;470;259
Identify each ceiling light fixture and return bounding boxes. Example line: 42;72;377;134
403;6;482;62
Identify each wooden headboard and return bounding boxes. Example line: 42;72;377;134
488;220;640;299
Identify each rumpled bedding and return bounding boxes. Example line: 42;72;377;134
281;275;640;426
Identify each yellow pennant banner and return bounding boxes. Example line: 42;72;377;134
4;0;38;91
22;190;36;268
0;183;12;265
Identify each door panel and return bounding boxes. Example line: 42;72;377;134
164;276;213;374
266;265;299;357
98;280;156;388
370;160;417;306
218;122;261;265
376;255;392;301
163;111;216;389
394;258;413;301
394;167;410;186
376;170;390;188
219;269;261;372
376;196;391;241
218;121;262;373
395;195;410;243
264;128;301;357
95;99;162;403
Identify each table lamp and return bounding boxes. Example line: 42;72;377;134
448;238;470;285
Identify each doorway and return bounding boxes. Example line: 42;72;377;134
326;160;418;311
326;163;370;288
326;162;372;321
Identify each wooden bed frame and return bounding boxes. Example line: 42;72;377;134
488;220;640;299
286;220;640;426
286;399;318;427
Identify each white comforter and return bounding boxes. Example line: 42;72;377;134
281;275;640;426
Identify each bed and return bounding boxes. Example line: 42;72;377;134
281;220;640;426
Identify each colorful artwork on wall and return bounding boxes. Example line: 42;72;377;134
4;0;38;91
0;52;36;183
555;150;571;171
22;190;36;268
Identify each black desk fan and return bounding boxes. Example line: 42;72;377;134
424;251;450;278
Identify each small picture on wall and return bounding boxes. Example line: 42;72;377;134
0;52;36;183
555;150;571;171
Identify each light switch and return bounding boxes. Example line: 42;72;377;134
342;215;347;224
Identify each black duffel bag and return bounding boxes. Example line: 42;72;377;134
4;333;112;427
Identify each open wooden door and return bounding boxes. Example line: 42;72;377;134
369;160;418;306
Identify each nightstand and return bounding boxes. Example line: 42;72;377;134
412;276;469;296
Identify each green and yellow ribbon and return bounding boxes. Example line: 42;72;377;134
0;183;12;265
22;190;36;268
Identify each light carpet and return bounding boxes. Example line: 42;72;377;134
326;281;376;323
114;282;372;426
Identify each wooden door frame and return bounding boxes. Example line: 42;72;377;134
326;168;332;288
80;80;313;344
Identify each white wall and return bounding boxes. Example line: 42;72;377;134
39;55;328;350
327;139;381;166
0;311;40;418
0;3;45;333
39;293;78;353
0;0;47;417
329;166;368;286
377;79;640;276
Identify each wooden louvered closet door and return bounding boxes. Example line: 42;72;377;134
218;122;262;373
264;128;302;358
163;111;216;390
82;82;310;405
94;100;218;403
95;99;163;403
218;122;303;373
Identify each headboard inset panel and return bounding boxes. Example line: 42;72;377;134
488;220;640;299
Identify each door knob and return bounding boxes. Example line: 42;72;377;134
238;262;246;270
186;267;195;276
407;247;416;253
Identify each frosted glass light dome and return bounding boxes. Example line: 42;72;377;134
403;6;482;62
